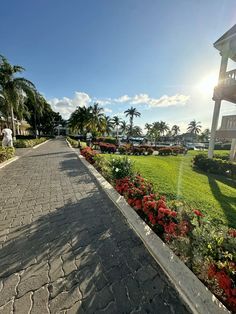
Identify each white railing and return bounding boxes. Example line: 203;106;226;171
222;69;236;86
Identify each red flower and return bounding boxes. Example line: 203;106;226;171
208;264;217;279
228;229;236;238
215;270;232;290
193;209;204;217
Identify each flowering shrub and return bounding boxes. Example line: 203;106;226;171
118;146;127;154
109;156;135;180
99;142;117;153
80;147;98;164
80;146;236;311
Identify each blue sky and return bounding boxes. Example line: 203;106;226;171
0;0;236;132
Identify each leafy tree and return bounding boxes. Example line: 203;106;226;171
171;125;180;136
103;116;113;136
132;125;143;137
112;116;122;142
124;106;141;139
120;120;128;135
0;55;35;137
187;120;202;135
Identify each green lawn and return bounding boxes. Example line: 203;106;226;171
105;150;236;228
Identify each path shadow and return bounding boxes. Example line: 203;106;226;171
0;197;133;312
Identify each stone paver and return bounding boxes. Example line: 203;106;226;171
0;139;190;313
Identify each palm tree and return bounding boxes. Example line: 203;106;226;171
0;55;36;138
124;106;141;139
171;125;180;137
159;121;169;138
187;120;202;135
68;106;90;133
150;122;161;145
103;116;113;136
120;120;128;136
88;103;105;135
132;125;143;137
112;116;122;142
198;128;210;142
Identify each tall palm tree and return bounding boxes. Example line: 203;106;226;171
150;122;161;145
120;120;128;136
159;121;169;137
0;55;35;138
132;125;143;137
198;128;210;142
171;125;180;137
103;115;113;136
88;103;105;135
112;116;122;142
187;120;202;135
68;106;90;133
124;106;141;139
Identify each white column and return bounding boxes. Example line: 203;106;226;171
230;138;236;161
208;51;229;158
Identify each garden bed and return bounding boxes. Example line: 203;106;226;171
0;147;15;163
80;147;236;313
14;137;48;148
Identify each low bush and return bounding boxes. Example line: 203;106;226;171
109;156;135;180
80;147;98;164
14;137;48;148
0;147;15;163
99;142;117;154
118;146;127;154
193;154;236;179
147;147;154;155
96;136;117;145
67;136;78;148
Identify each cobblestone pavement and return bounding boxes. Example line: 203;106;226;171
0;139;190;314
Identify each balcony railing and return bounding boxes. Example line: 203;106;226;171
222;69;236;86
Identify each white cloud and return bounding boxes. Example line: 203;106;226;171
130;93;190;107
103;107;113;114
48;92;91;119
48;91;189;119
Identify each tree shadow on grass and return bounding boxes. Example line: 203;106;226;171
207;176;236;228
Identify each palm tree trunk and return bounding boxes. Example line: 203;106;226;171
34;107;37;138
10;105;16;140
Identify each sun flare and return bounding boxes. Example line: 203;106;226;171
196;72;218;94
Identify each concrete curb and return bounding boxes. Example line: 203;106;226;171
70;145;229;314
0;156;20;169
33;139;51;149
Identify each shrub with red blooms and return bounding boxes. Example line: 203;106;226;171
99;142;117;153
193;209;204;217
82;148;235;312
80;147;98;164
228;229;236;238
208;264;236;312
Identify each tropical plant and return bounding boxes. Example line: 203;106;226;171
132;125;143;137
159;121;170;137
187;120;202;135
198;128;210;142
120;120;128;135
112;116;122;142
150;122;161;145
124;106;141;139
171;125;180;136
0;55;36;138
103;116;113;136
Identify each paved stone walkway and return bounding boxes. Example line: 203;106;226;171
0;139;190;314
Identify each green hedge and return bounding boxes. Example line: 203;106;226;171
193;154;236;179
67;137;87;149
0;147;15;163
14;138;48;148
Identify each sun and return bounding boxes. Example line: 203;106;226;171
196;72;218;95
